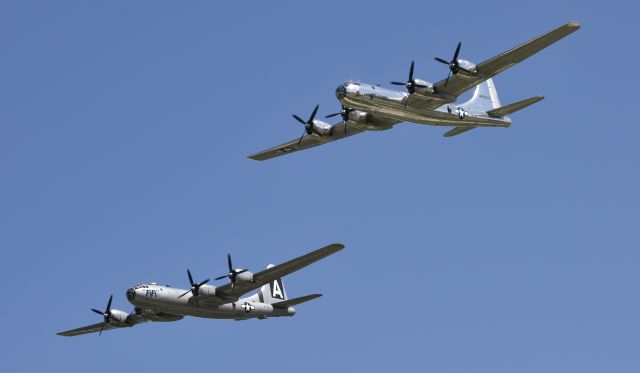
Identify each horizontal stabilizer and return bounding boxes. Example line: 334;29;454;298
272;294;322;308
443;126;476;137
487;96;544;118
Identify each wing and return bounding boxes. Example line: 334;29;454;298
248;122;365;161
428;22;580;108
214;243;344;299
57;313;148;337
57;321;136;337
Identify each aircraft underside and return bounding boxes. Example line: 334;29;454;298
340;89;511;128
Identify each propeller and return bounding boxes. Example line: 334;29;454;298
214;254;248;287
178;269;210;306
434;42;471;87
325;105;354;134
91;294;113;336
292;105;320;145
390;61;430;94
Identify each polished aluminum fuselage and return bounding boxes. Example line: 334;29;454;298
336;82;510;128
126;284;294;320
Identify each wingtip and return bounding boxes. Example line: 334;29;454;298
566;21;581;29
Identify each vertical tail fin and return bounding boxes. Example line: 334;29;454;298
461;78;501;112
257;264;288;304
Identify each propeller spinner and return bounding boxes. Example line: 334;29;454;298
390;61;430;94
434;42;472;87
292;105;320;145
90;294;113;336
178;269;210;306
325;105;354;134
214;254;248;287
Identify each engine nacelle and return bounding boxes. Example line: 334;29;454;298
235;270;254;283
456;59;477;76
347;110;370;124
412;78;435;96
109;309;129;323
197;284;217;297
311;120;335;136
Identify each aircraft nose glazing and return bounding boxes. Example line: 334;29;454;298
335;84;347;99
126;288;136;301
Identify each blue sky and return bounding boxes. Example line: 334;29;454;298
1;1;638;372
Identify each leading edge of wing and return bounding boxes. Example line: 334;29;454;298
253;243;345;283
248;135;327;161
433;22;581;97
57;322;131;337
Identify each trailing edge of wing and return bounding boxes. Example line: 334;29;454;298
487;96;544;118
443;127;476;137
272;294;322;308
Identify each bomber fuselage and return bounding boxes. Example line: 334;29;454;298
126;283;294;320
336;82;510;128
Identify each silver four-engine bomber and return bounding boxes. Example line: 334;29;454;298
58;243;344;336
59;22;581;338
249;22;580;161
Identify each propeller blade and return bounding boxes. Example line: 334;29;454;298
178;290;191;298
227;254;233;272
453;42;461;61
235;269;248;274
390;81;406;85
344;121;347;134
325;112;341;118
292;114;306;125
297;130;306;146
214;275;227;281
308;105;319;123
187;270;194;286
105;295;113;312
434;57;449;65
91;308;103;315
409;61;415;81
198;278;210;286
444;70;452;87
99;324;104;336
